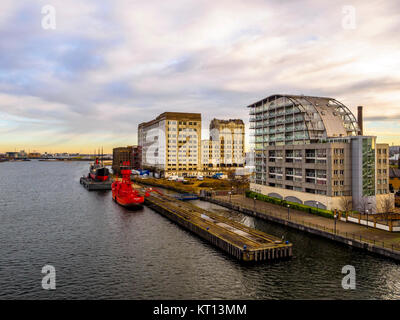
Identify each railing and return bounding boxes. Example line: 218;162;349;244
204;196;400;253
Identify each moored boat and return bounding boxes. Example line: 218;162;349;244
89;158;110;181
112;162;144;209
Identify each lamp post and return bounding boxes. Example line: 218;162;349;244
254;196;257;211
210;187;213;199
316;201;319;211
287;204;290;220
334;210;338;234
229;191;232;203
366;209;369;229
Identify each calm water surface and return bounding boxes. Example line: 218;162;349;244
0;161;400;299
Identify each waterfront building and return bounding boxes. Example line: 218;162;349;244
5;152;19;159
28;152;41;159
201;119;245;175
390;168;400;192
138;112;201;177
112;146;142;175
248;94;393;213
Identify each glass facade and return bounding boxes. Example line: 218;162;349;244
362;137;375;196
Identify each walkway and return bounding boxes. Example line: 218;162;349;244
215;194;400;248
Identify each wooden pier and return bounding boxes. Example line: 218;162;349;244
80;177;112;191
142;191;292;262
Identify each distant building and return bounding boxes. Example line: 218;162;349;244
389;168;400;192
112;146;142;175
201;119;245;175
248;94;393;213
28;152;41;159
389;145;400;156
138;112;201;177
6;152;19;159
18;150;27;158
389;154;399;166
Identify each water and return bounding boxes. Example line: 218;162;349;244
0;161;400;299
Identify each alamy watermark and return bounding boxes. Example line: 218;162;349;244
341;265;356;289
342;5;356;30
41;264;56;290
41;5;56;30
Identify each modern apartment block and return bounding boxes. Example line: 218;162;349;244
201;119;245;175
138;112;201;177
248;94;393;213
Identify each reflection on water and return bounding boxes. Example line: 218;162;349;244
0;161;400;299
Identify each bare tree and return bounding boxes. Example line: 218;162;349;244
357;197;369;214
339;196;353;213
378;197;393;223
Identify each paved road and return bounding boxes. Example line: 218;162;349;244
215;194;400;246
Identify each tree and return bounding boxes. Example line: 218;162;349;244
357;197;370;214
339;196;353;213
378;196;393;223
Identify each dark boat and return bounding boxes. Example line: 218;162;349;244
89;158;110;182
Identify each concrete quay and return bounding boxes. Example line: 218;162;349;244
205;195;400;262
142;191;292;262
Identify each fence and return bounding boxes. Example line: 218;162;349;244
204;195;400;254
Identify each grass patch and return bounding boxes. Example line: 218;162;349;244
245;190;334;219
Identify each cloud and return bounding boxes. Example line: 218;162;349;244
0;0;400;152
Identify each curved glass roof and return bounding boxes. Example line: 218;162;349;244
249;94;359;147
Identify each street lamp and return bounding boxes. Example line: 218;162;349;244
316;201;319;211
366;209;369;229
287;204;290;220
334;210;338;234
254;196;257;211
210;187;213;199
229;191;232;203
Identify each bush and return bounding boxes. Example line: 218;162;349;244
245;190;334;219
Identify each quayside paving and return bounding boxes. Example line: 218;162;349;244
208;194;400;262
139;189;292;262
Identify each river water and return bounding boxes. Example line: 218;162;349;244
0;161;399;299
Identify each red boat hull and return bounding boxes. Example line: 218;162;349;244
112;193;144;209
90;173;108;181
112;180;144;210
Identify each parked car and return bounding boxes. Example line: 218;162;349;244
197;175;204;181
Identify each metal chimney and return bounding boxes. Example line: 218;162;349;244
357;106;363;135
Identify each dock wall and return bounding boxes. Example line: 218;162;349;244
204;197;400;262
144;197;292;262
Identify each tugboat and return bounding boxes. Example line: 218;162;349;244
89;158;110;182
112;161;144;209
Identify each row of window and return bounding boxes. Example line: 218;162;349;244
333;148;345;154
333;159;345;165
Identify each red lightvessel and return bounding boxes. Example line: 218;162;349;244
112;161;144;209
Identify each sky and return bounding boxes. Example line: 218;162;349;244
0;0;399;153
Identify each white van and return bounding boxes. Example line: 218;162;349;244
197;175;204;181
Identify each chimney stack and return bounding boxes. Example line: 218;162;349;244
357;106;363;135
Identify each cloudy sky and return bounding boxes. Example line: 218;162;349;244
0;0;399;153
